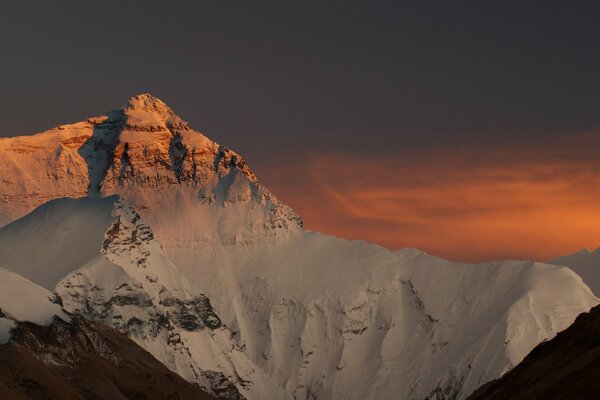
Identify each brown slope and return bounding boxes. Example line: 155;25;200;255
0;314;215;400
467;305;600;400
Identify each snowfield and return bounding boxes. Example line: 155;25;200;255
0;94;597;399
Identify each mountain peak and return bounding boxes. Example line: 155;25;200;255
123;93;173;115
118;93;189;132
0;94;303;233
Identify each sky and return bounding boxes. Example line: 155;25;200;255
1;1;600;262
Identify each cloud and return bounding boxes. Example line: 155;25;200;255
255;132;600;262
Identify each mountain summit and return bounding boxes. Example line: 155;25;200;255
114;92;192;132
0;94;301;235
123;92;174;113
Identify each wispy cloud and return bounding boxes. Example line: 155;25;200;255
256;132;600;262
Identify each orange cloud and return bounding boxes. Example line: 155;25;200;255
255;133;600;262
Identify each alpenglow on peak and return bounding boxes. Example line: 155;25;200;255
122;93;174;115
0;94;303;233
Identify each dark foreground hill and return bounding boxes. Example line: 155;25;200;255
0;314;214;400
467;304;600;400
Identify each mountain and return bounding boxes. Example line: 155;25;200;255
0;94;597;400
466;304;600;400
549;248;600;296
0;269;214;400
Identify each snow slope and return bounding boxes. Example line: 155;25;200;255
549;248;600;296
0;94;597;399
0;196;117;288
0;268;70;344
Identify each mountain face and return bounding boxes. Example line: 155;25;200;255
466;304;600;400
0;94;597;400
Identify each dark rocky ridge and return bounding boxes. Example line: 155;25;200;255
0;314;215;400
467;305;600;400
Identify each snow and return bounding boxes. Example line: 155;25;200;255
0;267;70;344
0;93;597;399
549;248;600;296
0;196;117;288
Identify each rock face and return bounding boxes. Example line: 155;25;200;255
0;314;215;400
0;94;598;400
467;304;600;400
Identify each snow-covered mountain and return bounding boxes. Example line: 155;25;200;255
0;94;597;400
549;248;600;297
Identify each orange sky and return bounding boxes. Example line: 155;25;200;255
256;132;600;262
